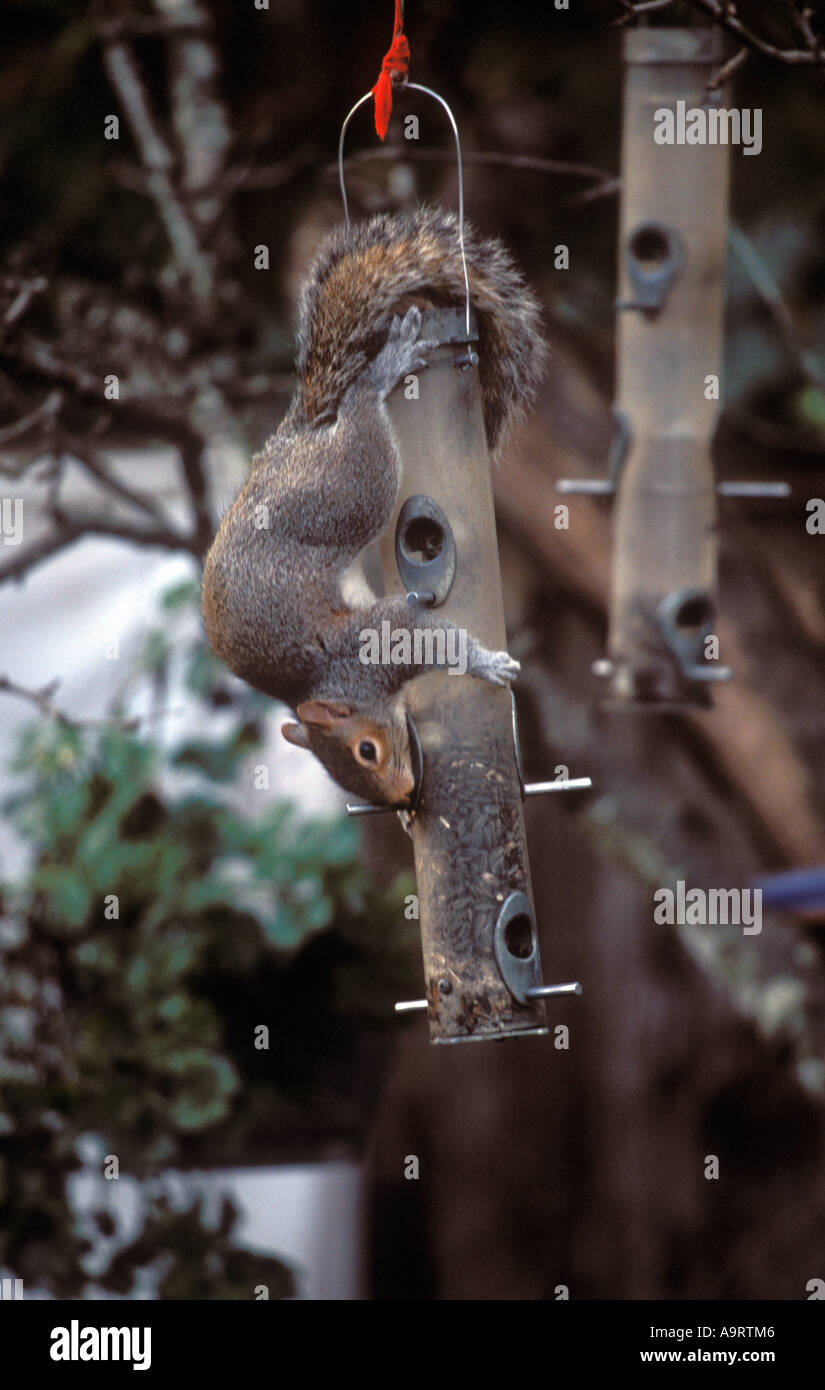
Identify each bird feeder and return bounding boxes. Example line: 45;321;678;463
339;70;587;1042
560;26;786;707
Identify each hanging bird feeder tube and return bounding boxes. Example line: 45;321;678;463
559;26;787;707
371;308;585;1043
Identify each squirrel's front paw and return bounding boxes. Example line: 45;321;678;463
471;648;521;686
371;307;435;396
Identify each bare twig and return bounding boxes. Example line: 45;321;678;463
100;26;215;307
335;145;616;187
0;391;63;464
177;434;213;554
781;0;823;58
0;504;200;587
3;337;206;434
99;7;205;39
617;0;825;63
229;148;320;193
728;224;825;389
7;339;103;397
0;674;139;731
108;147;320;201
683;0;825;65
51;509;201;555
0;525;84;584
706;45;749;91
68;446;174;528
0;332;219;546
614;0;677;24
150;0;232;237
565;176;622;207
2;277;48;332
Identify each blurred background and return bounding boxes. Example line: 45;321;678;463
1;0;824;1300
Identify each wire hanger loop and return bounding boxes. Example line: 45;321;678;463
338;83;472;342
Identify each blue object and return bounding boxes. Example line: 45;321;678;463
754;866;825;912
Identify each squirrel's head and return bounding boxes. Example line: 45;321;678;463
281;699;415;808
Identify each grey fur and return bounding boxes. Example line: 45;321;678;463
292;207;546;453
202;211;543;805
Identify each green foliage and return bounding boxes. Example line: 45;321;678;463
795;385;825;437
101;1192;295;1301
0;583;418;1298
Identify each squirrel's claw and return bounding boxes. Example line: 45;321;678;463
487;651;521;686
468;647;521;686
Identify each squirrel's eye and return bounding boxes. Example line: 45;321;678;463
358;740;378;763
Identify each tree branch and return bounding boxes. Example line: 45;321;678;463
51;509;201;555
68;445;175;529
0;524;84;585
728;224;825;389
335;145;616;187
784;0;824;59
0;391;63;469
0;508;201;588
151;0;232;238
0;333;218;552
683;0;825;65
614;0;678;24
99;24;215;308
707;44;749;92
0;674;139;731
177;434;213;554
3;332;214;448
1;276;48;333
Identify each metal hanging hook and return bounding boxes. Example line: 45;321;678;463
337;82;472;342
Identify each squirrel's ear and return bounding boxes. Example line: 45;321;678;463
281;721;310;749
295;699;352;729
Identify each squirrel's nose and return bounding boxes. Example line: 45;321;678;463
394;768;416;806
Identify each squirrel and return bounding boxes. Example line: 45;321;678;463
202;207;546;808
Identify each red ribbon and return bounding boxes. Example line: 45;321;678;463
371;0;409;141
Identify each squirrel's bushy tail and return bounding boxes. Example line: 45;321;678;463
295;207;546;453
